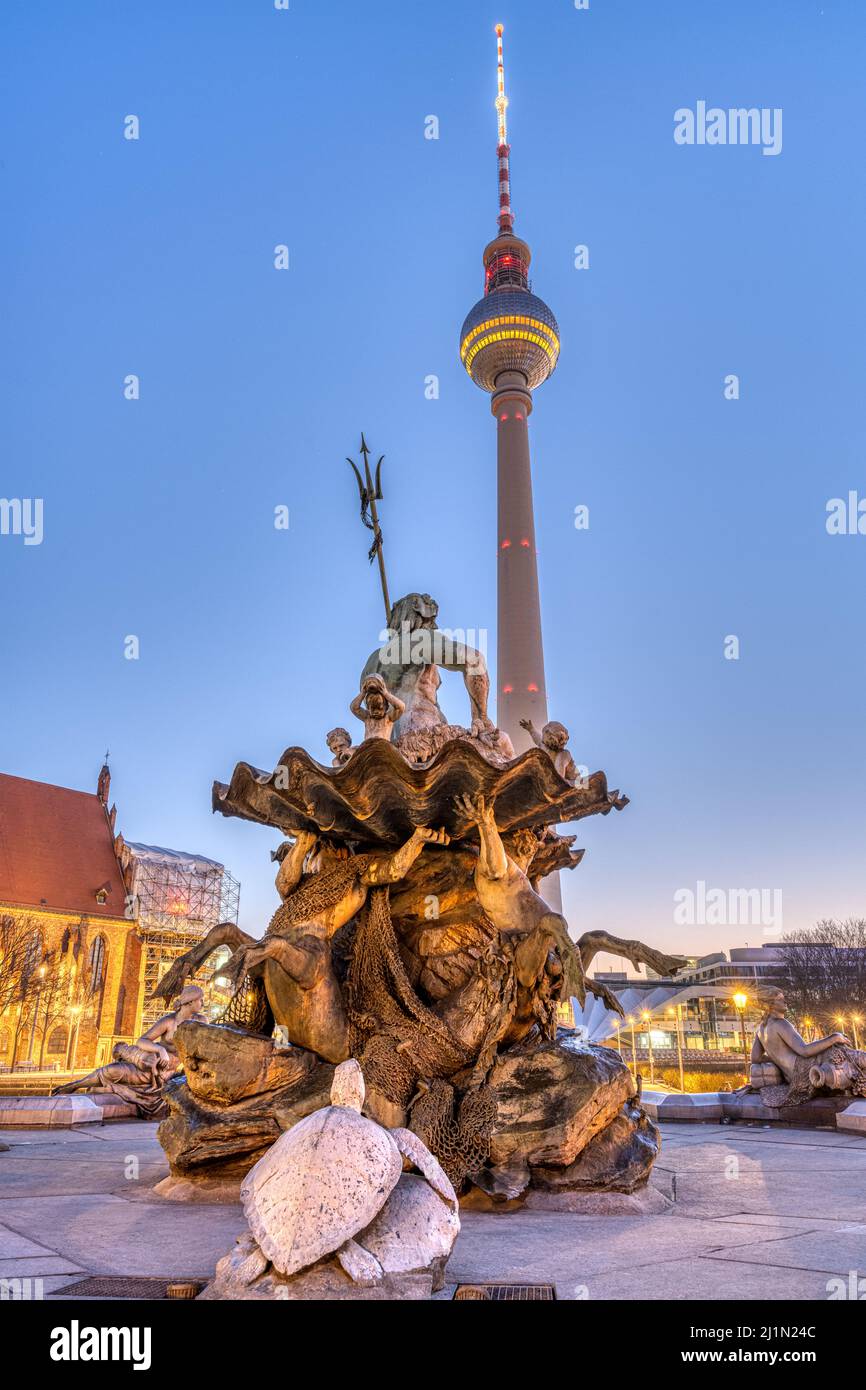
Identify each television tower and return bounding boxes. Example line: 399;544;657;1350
459;23;560;757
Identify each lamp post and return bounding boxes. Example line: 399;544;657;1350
624;1016;635;1078
641;1009;654;1085
733;992;749;1080
612;1018;622;1057
852;1014;862;1051
667;1004;685;1093
802;1015;814;1042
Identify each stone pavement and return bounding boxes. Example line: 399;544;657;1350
0;1119;863;1300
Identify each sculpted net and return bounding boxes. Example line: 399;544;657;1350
265;855;376;939
410;1079;497;1191
217;975;273;1035
347;887;472;1102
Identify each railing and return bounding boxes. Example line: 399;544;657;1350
0;1067;86;1095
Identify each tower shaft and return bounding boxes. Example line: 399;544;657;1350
459;25;563;909
495;377;549;749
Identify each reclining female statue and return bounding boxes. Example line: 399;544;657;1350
750;987;866;1100
55;984;207;1117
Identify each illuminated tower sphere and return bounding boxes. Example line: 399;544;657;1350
459;24;560;757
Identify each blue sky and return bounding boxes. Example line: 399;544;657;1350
1;0;864;965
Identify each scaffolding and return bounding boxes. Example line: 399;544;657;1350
124;842;241;1033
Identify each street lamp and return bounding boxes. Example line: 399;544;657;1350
612;1018;622;1056
732;992;749;1080
624;1016;635;1078
852;1015;862;1051
667;1004;685;1093
641;1009;654;1085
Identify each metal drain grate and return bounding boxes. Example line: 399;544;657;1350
49;1276;202;1300
454;1283;555;1301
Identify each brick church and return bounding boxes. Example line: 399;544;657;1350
0;764;239;1074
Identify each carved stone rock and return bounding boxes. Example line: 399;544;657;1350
157;1024;333;1195
198;1227;443;1302
529;1101;660;1195
474;1038;636;1200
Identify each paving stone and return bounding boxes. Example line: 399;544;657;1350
837;1101;866;1134
0;1116;863;1300
0;1096;104;1127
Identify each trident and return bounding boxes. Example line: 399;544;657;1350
347;433;391;626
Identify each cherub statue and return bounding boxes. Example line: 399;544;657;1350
350;674;406;743
55;984;207;1117
471;716;515;763
750;988;866;1102
326;727;354;767
519;718;577;784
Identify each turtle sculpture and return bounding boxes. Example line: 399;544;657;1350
204;1059;459;1297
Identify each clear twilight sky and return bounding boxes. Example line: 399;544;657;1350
1;0;864;970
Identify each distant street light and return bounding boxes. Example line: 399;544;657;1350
624;1016;635;1079
667;1004;685;1093
641;1009;654;1085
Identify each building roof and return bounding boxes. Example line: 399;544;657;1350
125;842;225;873
0;772;128;920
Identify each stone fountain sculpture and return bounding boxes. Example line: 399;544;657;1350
152;592;685;1209
749;987;866;1106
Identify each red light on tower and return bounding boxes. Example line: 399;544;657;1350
527;682;539;692
503;684;513;693
520;537;530;547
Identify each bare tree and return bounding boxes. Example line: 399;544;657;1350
779;919;866;1031
0;914;46;1065
0;916;102;1071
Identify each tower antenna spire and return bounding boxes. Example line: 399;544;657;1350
494;23;514;234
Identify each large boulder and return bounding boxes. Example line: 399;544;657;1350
530;1100;660;1194
476;1037;636;1200
155;1023;333;1199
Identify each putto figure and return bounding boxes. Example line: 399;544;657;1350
519;718;577;784
350;674;405;744
326;727;354;767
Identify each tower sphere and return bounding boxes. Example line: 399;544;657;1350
459;288;560;394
